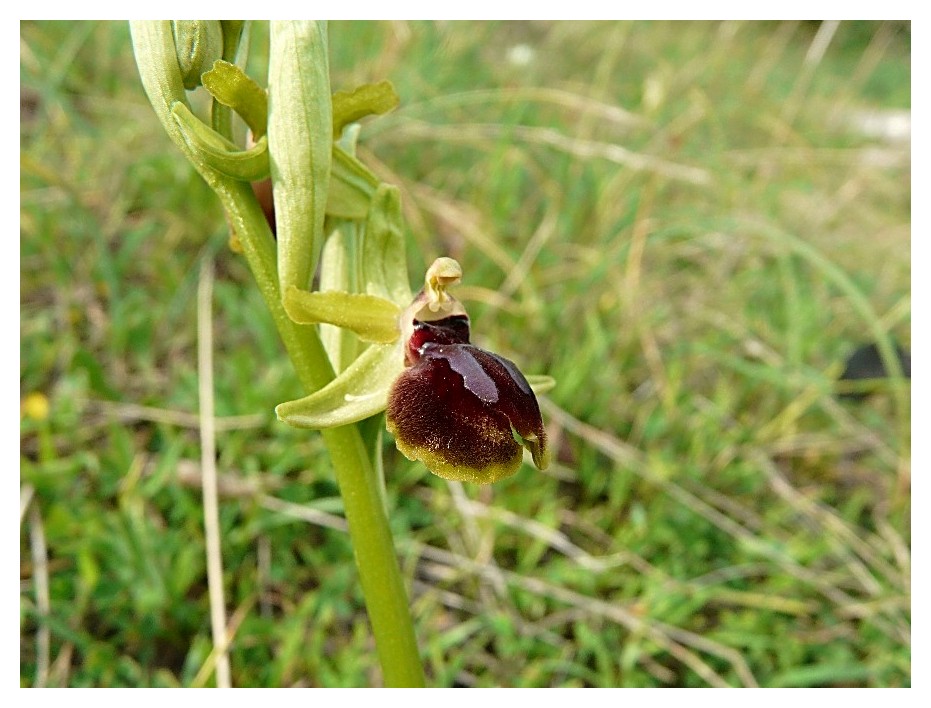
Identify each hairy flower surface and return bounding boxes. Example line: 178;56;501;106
274;253;552;484
386;269;549;484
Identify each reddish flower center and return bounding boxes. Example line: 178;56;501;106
406;314;471;365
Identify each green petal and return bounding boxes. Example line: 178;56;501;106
511;425;550;471
526;374;556;395
283;286;400;344
276;342;403;429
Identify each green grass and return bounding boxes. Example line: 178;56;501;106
21;20;910;687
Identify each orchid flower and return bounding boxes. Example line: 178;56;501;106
131;22;552;486
130;21;555;686
131;20;554;490
278;253;553;484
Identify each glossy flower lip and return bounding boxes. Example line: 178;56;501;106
274;255;552;484
386;314;549;484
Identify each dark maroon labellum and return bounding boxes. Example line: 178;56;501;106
406;315;471;363
387;315;548;483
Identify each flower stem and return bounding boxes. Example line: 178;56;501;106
218;180;426;687
131;21;425;685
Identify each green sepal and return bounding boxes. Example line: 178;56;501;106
332;80;400;138
327;144;380;219
283;286;400;344
518;375;554;469
363;184;412;305
276;342;403;429
511;425;551;471
526;374;556;395
170;102;269;181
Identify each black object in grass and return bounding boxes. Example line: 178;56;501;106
838;342;910;400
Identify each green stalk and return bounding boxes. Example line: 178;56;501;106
218;180;426;688
130;21;425;687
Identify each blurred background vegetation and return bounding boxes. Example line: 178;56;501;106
20;20;910;687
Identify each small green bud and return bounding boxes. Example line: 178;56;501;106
268;20;333;295
171;21;224;90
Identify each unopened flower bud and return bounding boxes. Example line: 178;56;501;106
171;21;223;90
